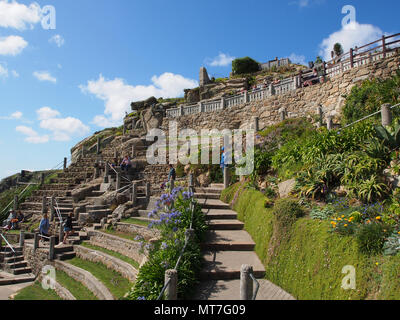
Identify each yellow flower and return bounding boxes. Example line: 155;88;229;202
376;262;379;266
344;224;348;227
342;215;345;218
338;218;342;221
376;216;381;220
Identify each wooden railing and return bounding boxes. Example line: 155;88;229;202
164;33;400;119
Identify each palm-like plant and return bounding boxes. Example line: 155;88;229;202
374;124;400;151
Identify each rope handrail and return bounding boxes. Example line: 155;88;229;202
338;102;400;131
0;232;16;254
249;272;260;300
0;182;35;217
53;198;63;224
108;163;132;183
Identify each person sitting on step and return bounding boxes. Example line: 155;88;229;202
120;155;132;173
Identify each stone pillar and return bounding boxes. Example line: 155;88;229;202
240;265;254;300
123;123;127;136
269;84;275;96
81;145;85;158
221;97;225;110
280;109;286;121
40;173;45;185
199;102;204;113
179;105;184;117
13;195;19;211
381;103;392;126
131;183;137;205
94;166;100;179
146;182;151;203
96;137;101;154
116;173;121;191
42;196;47;214
252;116;259;132
189;174;194;193
132;119;136;132
164;269;178;300
113;149;118;159
63;157;67;171
104;162;109;183
59;225;64;244
382;35;387;58
19;231;25;247
34;233;39;251
49;236;56;261
243;91;249;103
350;48;354;68
50;196;55;221
326;116;334;131
317;106;324;127
223;167;229;189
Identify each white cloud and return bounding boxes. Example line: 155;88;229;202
289;0;325;8
0;0;41;30
36;106;60;120
0;111;23;120
11;70;19;77
319;22;383;61
0;64;8;78
33;71;57;83
36;107;90;141
80;72;198;127
49;34;65;48
0;35;28;56
288;53;307;66
39;117;90;141
206;53;236;67
16;125;49;144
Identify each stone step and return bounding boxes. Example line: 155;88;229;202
12;267;32;275
6;261;28;269
86;205;109;211
201;230;256;251
93;224;102;230
210;184;224;189
195;193;221;200
54;245;74;254
203;209;238;220
194;188;223;195
197;199;231;210
200;251;265;280
207;220;244;230
4;256;24;263
56;252;76;261
90;191;105;197
0;273;36;286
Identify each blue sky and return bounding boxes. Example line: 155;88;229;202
0;0;399;179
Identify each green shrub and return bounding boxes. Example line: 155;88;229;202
356;223;389;255
342;71;400;125
310;206;335;220
232;57;260;75
383;232;400;256
272;198;304;227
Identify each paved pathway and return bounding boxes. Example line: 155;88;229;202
0;271;34;300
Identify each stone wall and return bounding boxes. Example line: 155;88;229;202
161;53;400;132
87;230;146;266
23;245;53;276
114;222;160;241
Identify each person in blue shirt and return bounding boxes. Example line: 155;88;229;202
168;164;176;182
220;147;228;177
39;213;50;241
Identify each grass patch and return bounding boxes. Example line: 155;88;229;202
221;183;400;300
101;228;139;241
121;217;151;227
55;269;98;300
81;242;140;269
13;282;61;300
68;257;134;299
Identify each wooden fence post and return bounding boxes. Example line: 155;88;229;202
381;103;392;126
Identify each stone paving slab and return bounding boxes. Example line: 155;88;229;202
194;279;295;300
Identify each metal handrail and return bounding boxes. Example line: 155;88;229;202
0;182;35;218
108;163;132;183
249;272;260;300
0;232;16;254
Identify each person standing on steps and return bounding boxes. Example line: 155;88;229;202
168;164;176;187
62;213;74;245
220;147;228;178
39;213;50;243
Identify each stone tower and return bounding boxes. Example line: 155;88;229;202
199;67;211;87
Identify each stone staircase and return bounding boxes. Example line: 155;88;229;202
0;246;35;284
